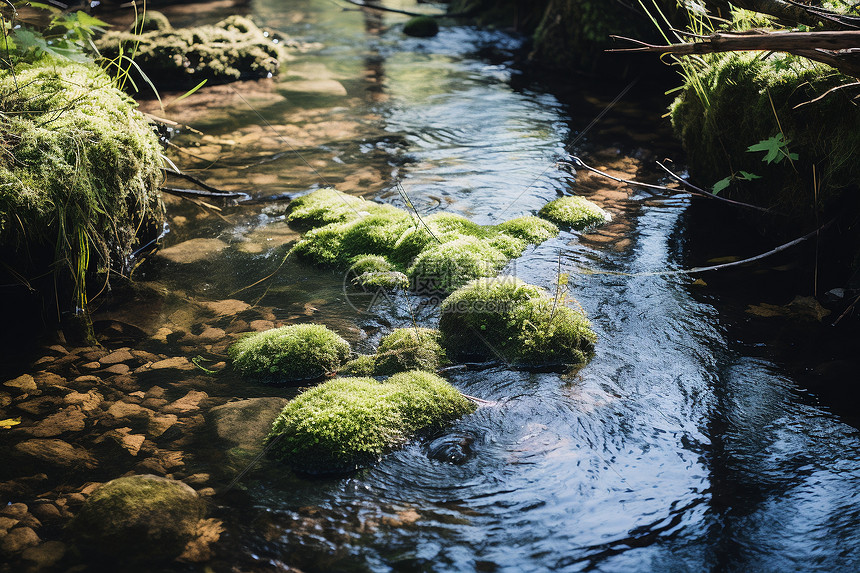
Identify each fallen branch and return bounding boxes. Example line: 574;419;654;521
160;187;250;201
609;30;860;77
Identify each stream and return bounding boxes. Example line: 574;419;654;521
6;1;860;571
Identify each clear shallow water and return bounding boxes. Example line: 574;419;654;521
128;1;860;571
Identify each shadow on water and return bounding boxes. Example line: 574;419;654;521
8;1;860;571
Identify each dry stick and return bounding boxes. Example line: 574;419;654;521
653;161;775;213
162;168;241;195
793;80;860;109
339;0;471;18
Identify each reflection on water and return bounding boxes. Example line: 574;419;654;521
113;1;860;571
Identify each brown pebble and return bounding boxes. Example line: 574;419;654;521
197;327;226;342
21;540;66;568
4;374;36;393
0;526;40;555
72;375;101;384
250;320;275;331
0;503;28;520
100;349;134;365
146;386;167;399
79;482;103;496
33;356;54;366
197;487;216;497
131;350;162;363
150;357;194;371
103;363;130;375
65;493;86;505
81;361;101;370
0;516;18;532
182;473;210;486
16;513;41;529
29;503;61;523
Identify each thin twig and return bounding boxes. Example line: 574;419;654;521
654;161;775;213
160;187;251;201
568;156;672;191
162;168;242;195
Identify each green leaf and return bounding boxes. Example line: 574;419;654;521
712;177;732;195
747;135;784;164
74;11;111;29
738;171;761;181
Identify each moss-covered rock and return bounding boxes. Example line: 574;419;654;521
439;276;596;366
670;51;860;217
288;188;560;295
0;58;163;315
228;324;351;383
96;15;286;89
265;371;476;474
403;16;440;37
340;354;377;376
71;474;205;561
538;196;610;230
374;327;448;374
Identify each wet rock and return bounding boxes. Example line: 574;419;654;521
158;238;229;264
107;401;154;421
103;363;131;375
163;390;208;416
64;389;103;411
178;518;223;563
425;432;475;465
16;513;41;529
33;371;65;388
0;526;39;555
0;503;27;520
14;439;98;469
100;348;134;365
70;374;101;386
250;319;275;332
21;540;66;569
182;473;210;486
81;361;101;370
71;474;206;562
155;450;185;472
201;299;251;316
149;356;195;371
208;397;290;458
132;350;163;363
95;427;146;456
197;327;226;342
28;502;61;524
135;458;168;476
153;327;173;343
0;475;48;499
15;396;63;415
4;374;36;393
0;391;11;408
23;406;86;437
147;413;179;438
0;517;17;532
33;355;53;366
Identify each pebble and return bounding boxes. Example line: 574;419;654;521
104;363;131;375
23;406;87;437
250;319;275;331
201;299;251;316
3;375;36;393
81;361;101;370
147;413;178;437
0;392;11;408
197;327;226;342
28;502;61;523
182;473;210;486
0;517;18;532
0;526;39;555
0;504;28;520
14;439;98;470
163;390;208;415
95;428;146;456
64;390;103;411
100;349;134;365
21;540;66;568
150;357;195;371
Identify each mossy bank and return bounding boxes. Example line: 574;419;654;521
0;57;163;326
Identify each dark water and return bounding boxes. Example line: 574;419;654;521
118;1;860;571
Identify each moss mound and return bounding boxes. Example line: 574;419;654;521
670;51;860;217
374;327;448;375
71;475;204;561
341;354;377;376
96;15;286;88
290;188;560;294
0;58;163;311
403;16;440;38
229;324;351;383
265;371;476;474
439;276;596;366
538;196;610;230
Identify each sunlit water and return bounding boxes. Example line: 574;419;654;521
119;1;860;571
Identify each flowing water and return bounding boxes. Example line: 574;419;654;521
14;1;860;571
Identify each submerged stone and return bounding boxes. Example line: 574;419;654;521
403;16;440;38
265;371;476;474
96;14;286;88
71;474;205;562
538;195;610;230
439;276;596;366
228;324;351;383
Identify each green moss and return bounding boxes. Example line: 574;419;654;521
538;196;610;230
494;216;559;243
669;51;860;217
403;16;440;37
407;236;509;294
341;354;377;376
288;188;560;293
265;371;475;474
287;188;395;229
228;324;351;383
96;15;285;88
71;475;204;561
439;276;596;366
374;327;448;375
0;58;163;312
